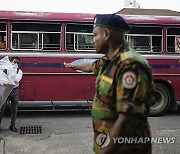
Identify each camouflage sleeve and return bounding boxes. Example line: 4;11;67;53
92;56;106;76
116;63;149;116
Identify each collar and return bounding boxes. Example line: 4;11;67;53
107;48;121;61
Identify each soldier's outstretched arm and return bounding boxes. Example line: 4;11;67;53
64;62;93;73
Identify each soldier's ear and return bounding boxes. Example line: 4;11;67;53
104;28;111;41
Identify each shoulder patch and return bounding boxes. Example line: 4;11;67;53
122;71;137;89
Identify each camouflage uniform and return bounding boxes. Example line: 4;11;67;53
91;48;154;154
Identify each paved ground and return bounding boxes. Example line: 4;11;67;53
0;110;180;154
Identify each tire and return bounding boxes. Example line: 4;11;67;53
149;83;171;116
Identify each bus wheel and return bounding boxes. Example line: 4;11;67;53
149;83;171;116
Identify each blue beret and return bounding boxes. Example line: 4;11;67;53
93;13;130;32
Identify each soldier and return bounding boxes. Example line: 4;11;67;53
65;14;154;154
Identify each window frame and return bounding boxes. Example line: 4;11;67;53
65;23;95;52
126;25;163;53
11;22;61;51
167;26;180;53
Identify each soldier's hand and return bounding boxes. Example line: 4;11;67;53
3;69;7;74
64;62;76;70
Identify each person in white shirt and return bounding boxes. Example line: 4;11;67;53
0;57;23;132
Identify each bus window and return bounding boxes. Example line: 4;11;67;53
167;27;180;53
175;36;180;53
66;23;95;52
127;26;162;52
128;36;151;51
75;33;94;50
11;22;61;51
0;22;6;49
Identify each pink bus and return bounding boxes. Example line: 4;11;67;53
0;10;180;116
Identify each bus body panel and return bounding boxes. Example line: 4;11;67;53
148;58;180;100
18;57;95;102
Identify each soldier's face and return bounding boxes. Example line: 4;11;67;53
93;27;108;54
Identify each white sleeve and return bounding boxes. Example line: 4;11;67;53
14;69;23;83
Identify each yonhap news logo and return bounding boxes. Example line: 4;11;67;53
112;137;175;144
96;133;175;147
96;132;110;148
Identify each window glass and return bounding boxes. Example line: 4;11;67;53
75;34;94;50
129;26;162;35
12;23;60;32
11;22;61;51
12;33;38;49
129;36;151;51
152;36;162;52
167;27;180;53
175;36;180;53
66;24;93;33
42;33;60;50
0;22;6;49
66;24;95;52
167;27;180;35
